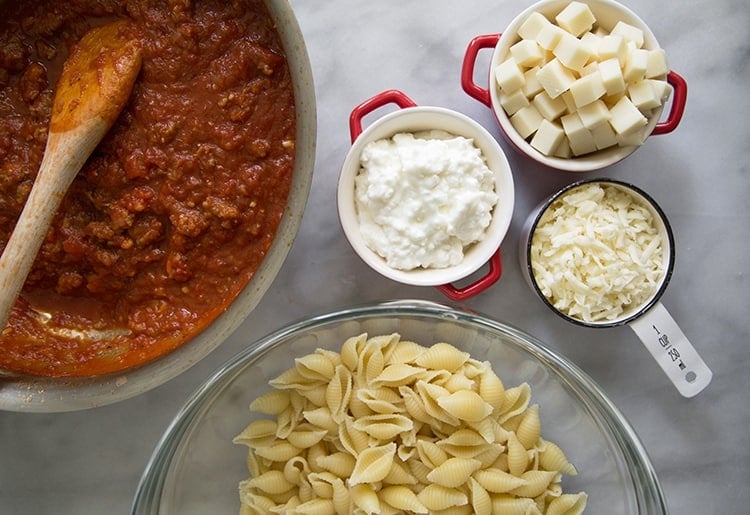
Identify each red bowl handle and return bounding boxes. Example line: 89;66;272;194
461;34;501;108
651;71;687;135
349;90;418;143
436;248;503;301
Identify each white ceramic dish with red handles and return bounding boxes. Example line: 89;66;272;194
338;90;514;300
462;0;687;172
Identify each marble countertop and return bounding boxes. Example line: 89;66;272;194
2;0;748;513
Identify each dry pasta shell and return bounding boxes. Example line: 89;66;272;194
350;483;381;515
473;442;506;469
253;441;302;462
436;389;493;422
282;456;310;485
295;352;336;381
291;498;335;515
238;483;276;512
507;432;530;476
330;478;350;515
416;484;468;511
269;366;318;391
349;442;396;485
407;458;432;484
498;383;531;423
341;333;368;372
297;384;327;407
286;424;328;449
379;485;428;514
357;339;386;383
353;413;414;441
249;390;291;415
315;451;356;478
399;385;431;424
306;442;328;473
414;342;470;371
247;470;294;495
356;386;405;414
546;492;588;515
233;418;277;448
539;439;578;475
510;470;559;498
326;365;352;424
302;406;339;434
308;471;339;498
415;380;460;427
430;505;474;515
473;468;527;493
478;367;505;411
383;458;418;485
426;457;482;488
373;363;425;387
516;404;541;449
339;417;370;456
441;371;475;393
468;477;493;515
271;495;301;514
416;438;448;468
490;494;541;515
386;339;426;365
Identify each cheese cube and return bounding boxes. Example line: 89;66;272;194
569;72;606;108
561;112;597;155
628;80;663;111
495;56;526;93
616;126;646;146
599;57;626;95
591;121;618;150
518;11;552;41
536;23;566;51
531;119;566;155
608;96;648;134
499;88;530;115
553;32;592;71
560;90;577;114
537;58;577;98
580;31;602;56
611;21;645;48
553;136;574;158
533;90;568;120
623;48;649;82
510;104;544;139
597;34;628;64
555;1;596;37
581;61;600;77
511;39;545;67
646;48;669;78
649;79;672;103
521;66;544;98
577;99;611;128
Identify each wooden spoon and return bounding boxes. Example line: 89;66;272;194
0;20;142;330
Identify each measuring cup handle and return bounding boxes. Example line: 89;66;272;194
461;34;501;107
629;302;712;397
651;71;687;135
436;248;502;301
349;90;418;143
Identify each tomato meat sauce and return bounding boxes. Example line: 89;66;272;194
0;0;296;376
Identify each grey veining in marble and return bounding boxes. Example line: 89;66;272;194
1;0;749;513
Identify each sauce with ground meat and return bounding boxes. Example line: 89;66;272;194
0;0;296;376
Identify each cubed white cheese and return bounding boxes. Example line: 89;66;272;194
608;95;647;134
521;66;544;98
518;11;552;41
555;1;596;37
533;90;568;120
537;58;577;98
611;20;645;48
495;56;526;92
577;99;611;129
591;121;618;149
511;39;546;67
553;31;592;71
499;88;530;115
628;80;663;112
536;23;566;51
531;119;566;155
623;47;649;82
580;31;602;56
553;136;574;158
569;72;606;108
510;104;545;138
646;48;669;78
597;34;628;64
598;57;626;95
561;112;597;155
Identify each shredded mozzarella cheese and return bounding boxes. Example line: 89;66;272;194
530;183;665;323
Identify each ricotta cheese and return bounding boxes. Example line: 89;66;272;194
355;130;498;270
530;183;665;323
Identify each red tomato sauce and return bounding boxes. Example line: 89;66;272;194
0;0;296;376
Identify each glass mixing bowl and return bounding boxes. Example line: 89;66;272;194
132;301;667;514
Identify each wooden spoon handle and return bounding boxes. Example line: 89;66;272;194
0;121;108;328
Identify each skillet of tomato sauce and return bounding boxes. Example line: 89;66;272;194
0;0;296;376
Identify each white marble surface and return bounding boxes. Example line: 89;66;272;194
2;0;749;513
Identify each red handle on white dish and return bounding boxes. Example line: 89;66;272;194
436;248;503;301
651;71;687;135
461;34;501;108
462;34;688;135
349;89;417;143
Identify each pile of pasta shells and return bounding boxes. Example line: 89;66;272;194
234;333;587;514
